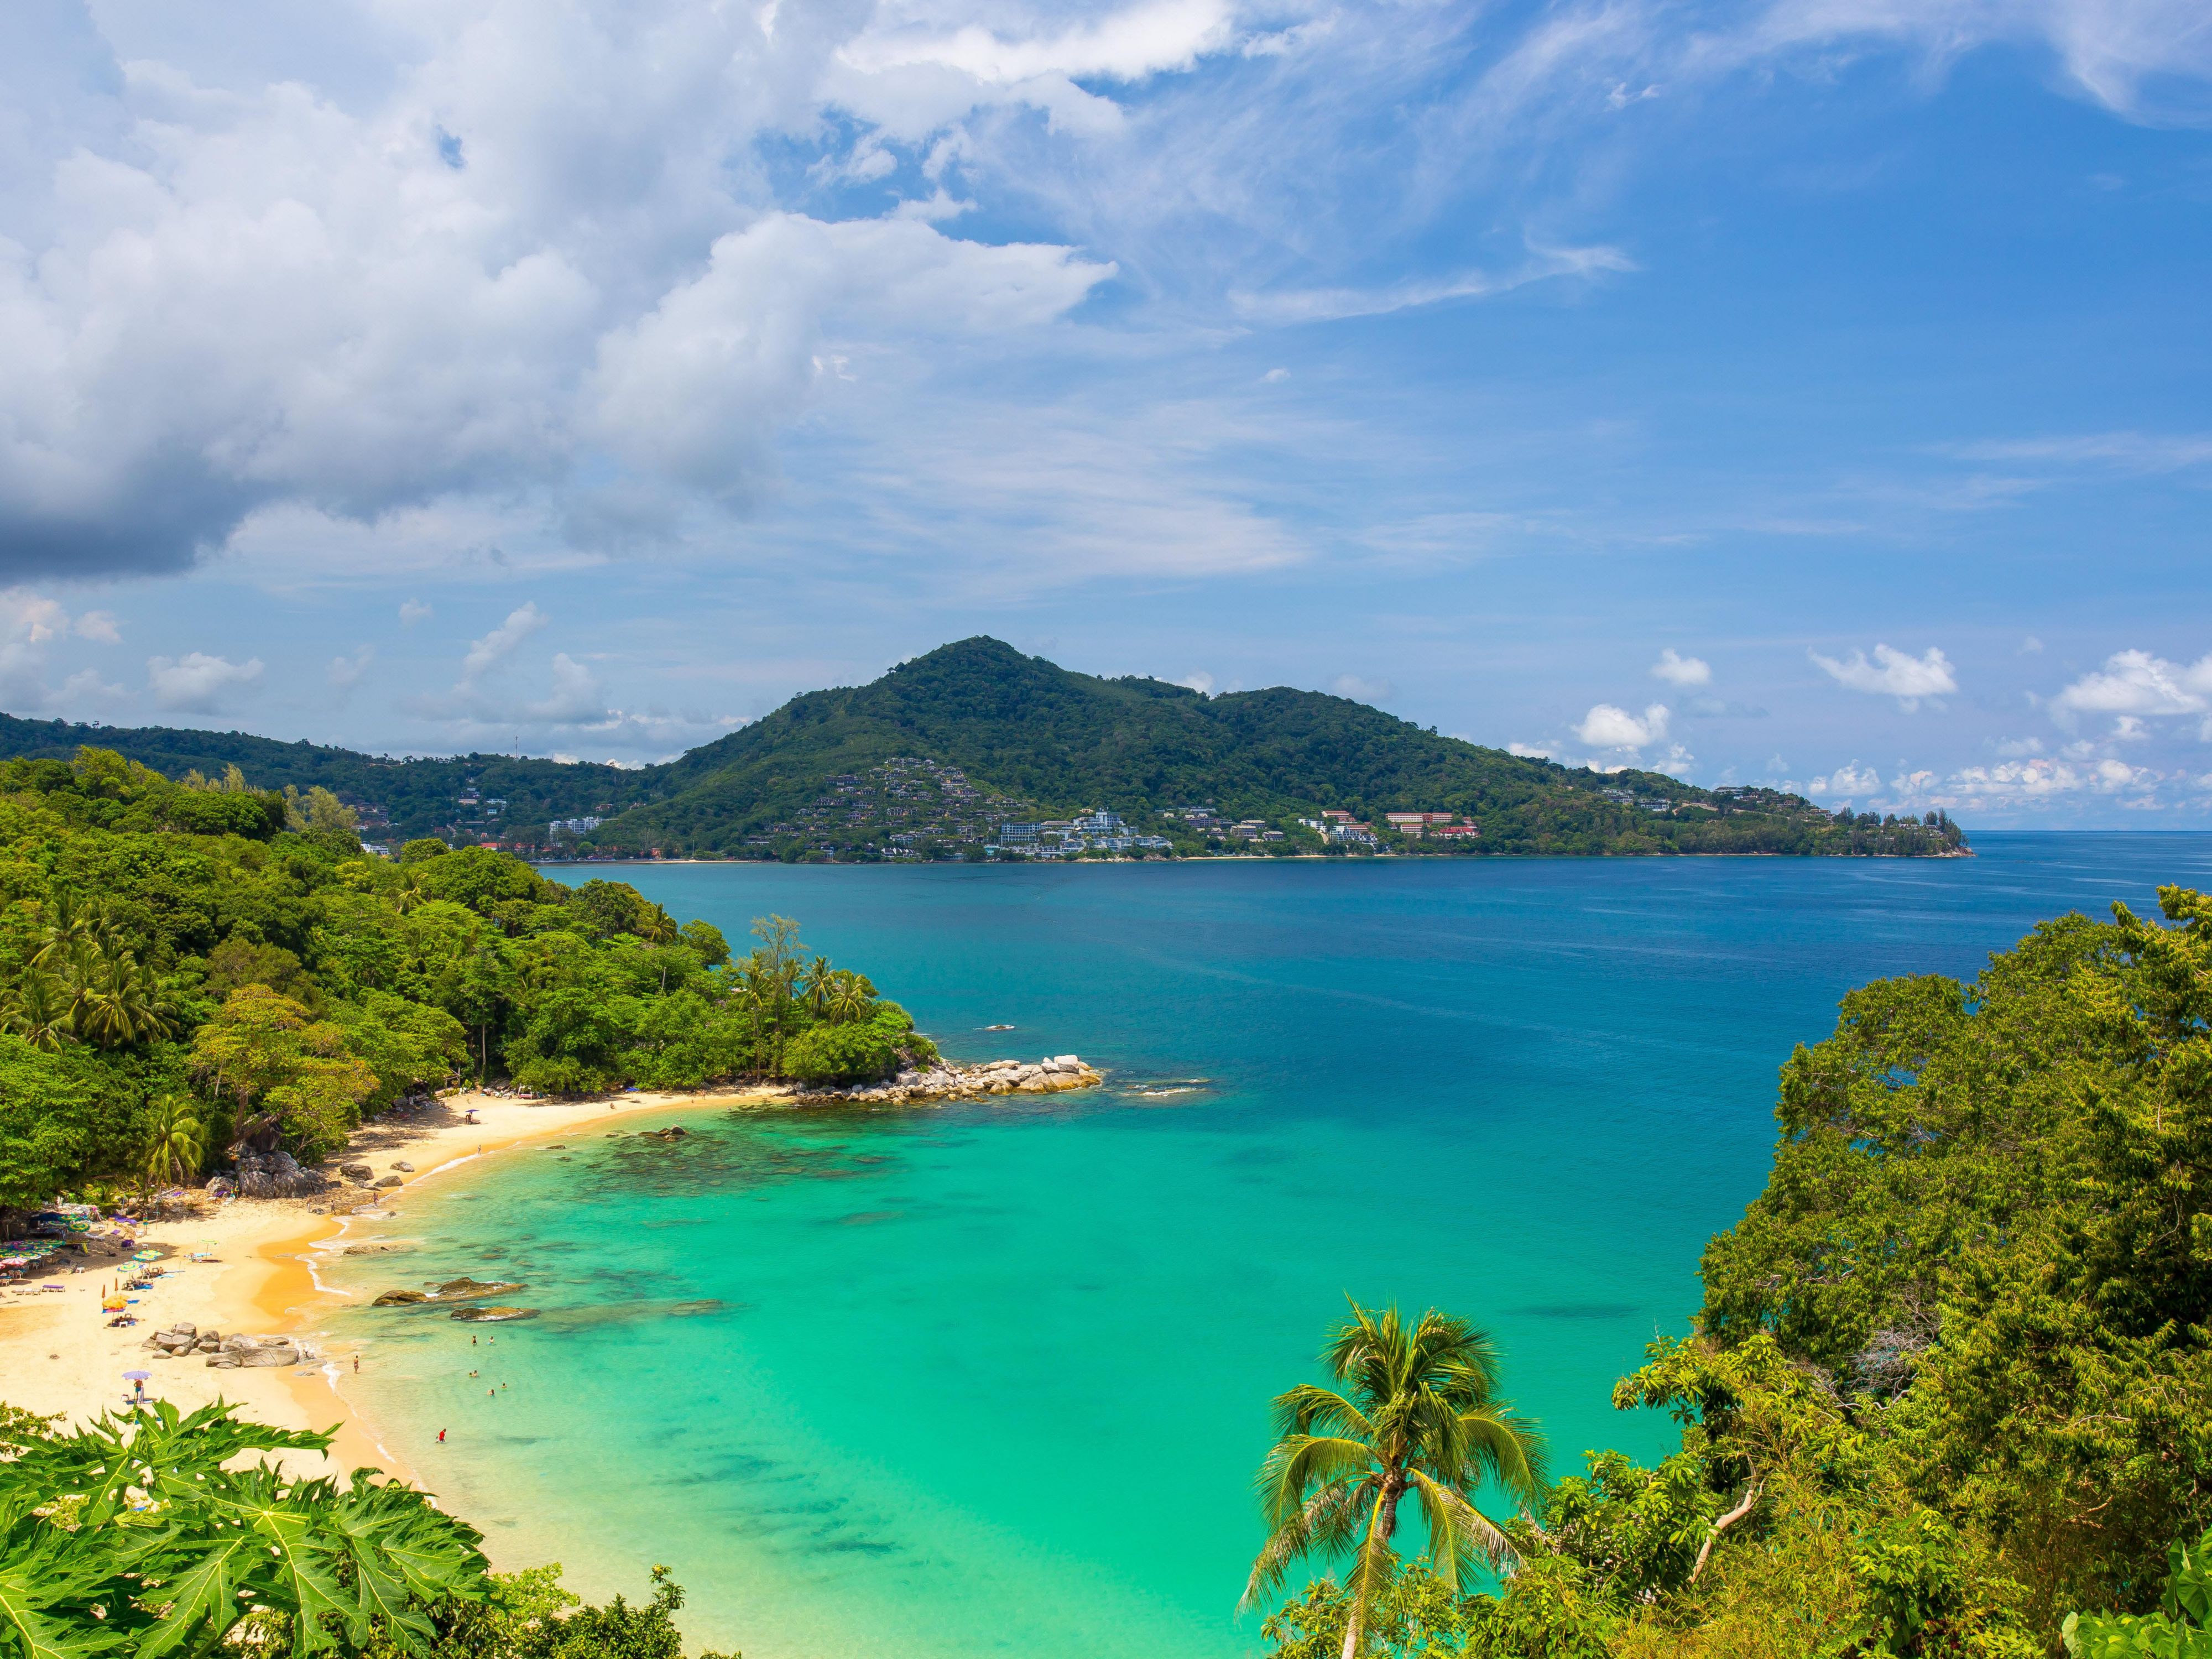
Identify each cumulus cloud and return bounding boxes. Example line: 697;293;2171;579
1329;674;1396;703
1574;701;1670;749
328;646;376;692
1809;761;1881;796
463;603;551;679
1507;741;1556;759
1651;648;1710;687
1177;671;1216;695
0;9;1123;581
2050;649;2212;721
588;216;1109;502
1810;644;1957;708
1943;756;2151;800
147;651;264;713
0;589;124;709
400;599;434;627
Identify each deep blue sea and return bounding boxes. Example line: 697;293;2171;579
329;835;2212;1658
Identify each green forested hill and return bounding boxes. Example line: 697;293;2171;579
0;713;661;843
0;640;1964;858
588;638;1959;857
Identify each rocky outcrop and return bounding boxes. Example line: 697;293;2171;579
451;1305;537;1322
205;1334;318;1368
229;1149;330;1200
372;1289;427;1306
144;1322;224;1358
794;1055;1102;1106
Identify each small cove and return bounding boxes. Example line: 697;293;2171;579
327;836;2212;1658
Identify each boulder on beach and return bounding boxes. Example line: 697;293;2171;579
392;1161;415;1172
232;1147;330;1200
450;1305;538;1322
372;1289;427;1306
372;1175;403;1188
340;1163;373;1181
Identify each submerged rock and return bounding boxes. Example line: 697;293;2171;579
450;1305;538;1322
372;1288;427;1306
435;1277;524;1300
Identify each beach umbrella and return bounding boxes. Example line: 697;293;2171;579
122;1370;150;1381
132;1250;160;1262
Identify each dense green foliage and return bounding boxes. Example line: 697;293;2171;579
1;641;1965;860
0;749;932;1206
0;714;660;846
0;1401;737;1659
1258;886;2212;1657
0;1400;491;1658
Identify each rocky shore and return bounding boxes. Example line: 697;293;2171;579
795;1054;1103;1105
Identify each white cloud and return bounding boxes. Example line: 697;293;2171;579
328;646;375;691
74;611;120;644
1942;756;2153;801
1507;741;1556;759
1945;431;2212;473
588;215;1111;502
147;651;264;713
1810;644;1957;708
1233;244;1634;325
2051;649;2212;721
1574;701;1670;749
1262;368;1290;383
2019;635;2044;654
58;669;123;708
400;599;434;627
1993;736;2043;757
1809;760;1881;796
1651;648;1710;687
463;604;550;679
1329;674;1396;703
1177;670;1216;695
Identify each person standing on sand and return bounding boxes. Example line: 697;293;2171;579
437;1429;446;1443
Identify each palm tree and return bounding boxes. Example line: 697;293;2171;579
1;962;75;1050
802;956;836;1018
825;969;877;1025
139;1095;205;1206
70;941;173;1048
1241;1302;1548;1659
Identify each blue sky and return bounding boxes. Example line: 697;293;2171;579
1;0;2208;825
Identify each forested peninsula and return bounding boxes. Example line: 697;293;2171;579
0;639;1965;860
0;748;936;1213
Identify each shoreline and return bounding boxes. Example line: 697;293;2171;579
0;1084;782;1499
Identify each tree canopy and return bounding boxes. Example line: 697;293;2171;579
0;747;933;1206
1254;884;2212;1657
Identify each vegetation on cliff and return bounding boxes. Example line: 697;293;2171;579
1252;886;2212;1656
0;748;931;1209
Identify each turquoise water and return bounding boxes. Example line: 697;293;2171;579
330;836;2212;1658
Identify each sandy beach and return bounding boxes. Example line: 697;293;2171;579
0;1084;779;1491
